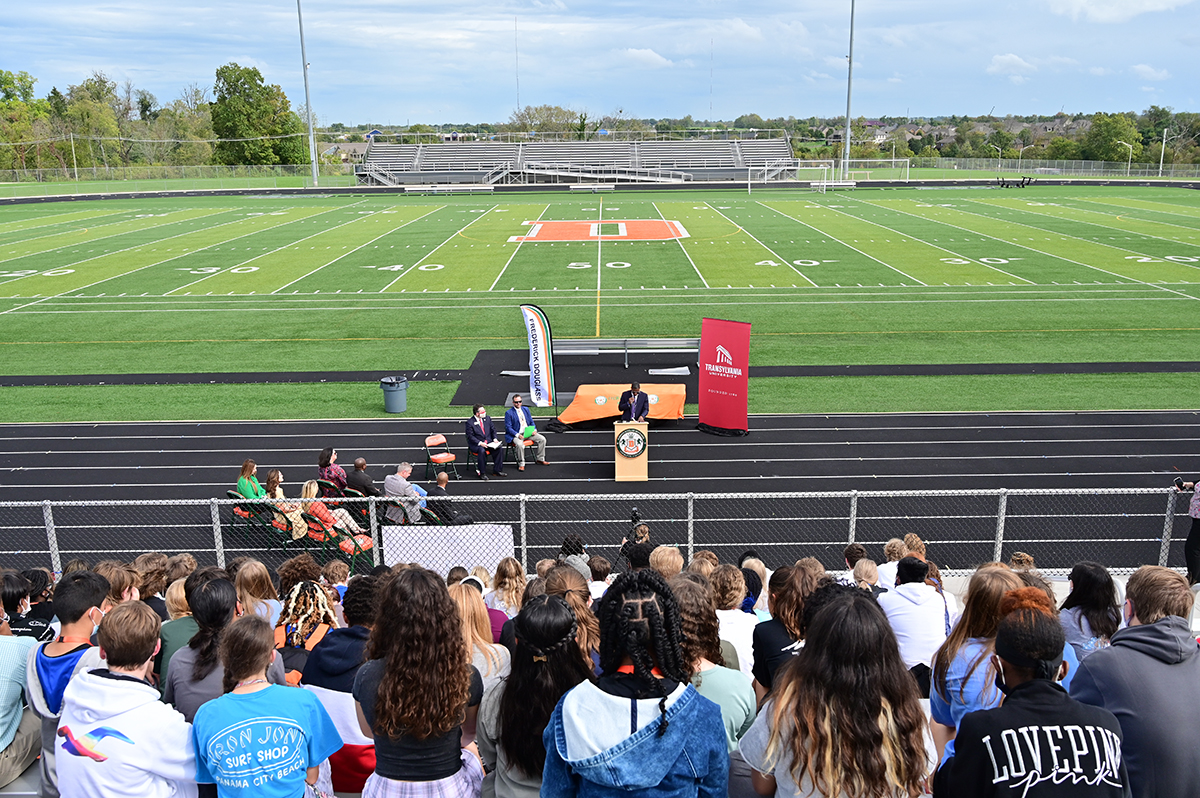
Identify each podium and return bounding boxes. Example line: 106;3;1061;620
614;422;649;482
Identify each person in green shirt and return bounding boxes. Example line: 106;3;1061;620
237;459;266;499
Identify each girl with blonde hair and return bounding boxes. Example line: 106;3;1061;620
265;469;307;540
484;557;526;619
300;479;365;534
235;559;282;627
448;583;511;695
544;566;601;671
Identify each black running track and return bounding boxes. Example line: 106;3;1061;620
1;411;1197;574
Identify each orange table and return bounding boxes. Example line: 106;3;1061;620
558;384;685;425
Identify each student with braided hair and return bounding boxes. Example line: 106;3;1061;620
275;580;338;686
542;570;728;798
940;587;1129;797
478;595;593;798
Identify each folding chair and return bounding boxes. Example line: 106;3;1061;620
315;479;344;504
424;434;460;481
505;438;536;466
341;487;373;529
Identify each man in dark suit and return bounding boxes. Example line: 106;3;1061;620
426;471;473;525
345;458;381;496
465;404;505;480
618;382;650;422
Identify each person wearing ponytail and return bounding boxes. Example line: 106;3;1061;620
541;570;728;798
478;595;594;798
938;587;1129;798
163;577;286;723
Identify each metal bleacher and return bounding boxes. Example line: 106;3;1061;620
356;137;796;186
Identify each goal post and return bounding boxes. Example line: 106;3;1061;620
842;158;910;182
746;161;832;194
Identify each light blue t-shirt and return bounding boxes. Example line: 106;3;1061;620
930;638;1000;765
192;684;341;798
0;636;38;750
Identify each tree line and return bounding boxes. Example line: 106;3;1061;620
2;66;1196;168
0;64;308;172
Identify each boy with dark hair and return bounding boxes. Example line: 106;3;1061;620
3;571;52;642
57;602;195;798
24;569;110;798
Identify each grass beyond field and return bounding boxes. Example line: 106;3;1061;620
1;185;1198;421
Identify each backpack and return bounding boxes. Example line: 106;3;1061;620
274;623;330;686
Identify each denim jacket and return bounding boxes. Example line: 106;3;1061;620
541;681;729;798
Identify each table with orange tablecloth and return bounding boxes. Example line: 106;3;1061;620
557;384;686;425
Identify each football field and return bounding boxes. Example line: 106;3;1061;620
1;184;1199;420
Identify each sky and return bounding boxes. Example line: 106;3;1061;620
3;0;1196;127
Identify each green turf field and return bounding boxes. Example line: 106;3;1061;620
2;185;1198;421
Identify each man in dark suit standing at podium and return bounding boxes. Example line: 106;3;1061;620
466;404;506;480
619;382;649;422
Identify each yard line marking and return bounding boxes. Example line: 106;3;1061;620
976;198;1200;246
489;204;550;291
952;198;1200;300
165;201;371;294
0;208;235;285
704;203;818;286
596;197;603;335
273;205;444;293
0;209;153;248
652;201;709;288
825;199;1035;284
1062;197;1200;223
0;209;128;235
756;201;927;285
1066;199;1200;235
0;209;323;315
381;205;498;291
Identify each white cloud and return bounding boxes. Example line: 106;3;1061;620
622;48;674;69
1089;66;1114;75
986;54;1037;76
1047;0;1196;23
1131;63;1170;80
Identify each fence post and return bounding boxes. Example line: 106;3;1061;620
369;498;381;566
848;491;858;544
993;490;1008;563
686;493;695;562
519;495;528;572
210;499;226;568
43;501;61;574
1159;490;1177;568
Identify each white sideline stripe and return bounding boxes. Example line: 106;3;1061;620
756;201;926;286
10;295;1189;316
1075;198;1200;222
169;200;371;294
1048;201;1200;237
0;209;185;253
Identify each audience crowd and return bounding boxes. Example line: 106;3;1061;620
1;526;1195;798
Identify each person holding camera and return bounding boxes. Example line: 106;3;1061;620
1175;477;1200;584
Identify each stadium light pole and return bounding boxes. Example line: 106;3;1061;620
990;144;1002;174
1116;140;1133;176
1159;127;1182;178
296;0;320;187
1016;143;1032;169
841;0;856;180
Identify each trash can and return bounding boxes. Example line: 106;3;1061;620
380;376;407;413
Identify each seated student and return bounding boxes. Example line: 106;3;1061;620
322;560;350;603
157;567;226;687
3;570;53;642
877;556;949;697
164;577;286;723
0;602;41;788
24;569;111;798
542;570;728;798
193;615;341;798
20;568;57;634
275;581;339;686
234;560;282;628
353;568;486;795
133;553;171;622
57;602;196;798
302;575;379;794
236;459;266;499
940;587;1129;797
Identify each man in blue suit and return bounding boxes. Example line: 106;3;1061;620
465;404;505;480
504;394;549;471
618;382;650;422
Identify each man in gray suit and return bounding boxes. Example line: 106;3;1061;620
383;463;421;524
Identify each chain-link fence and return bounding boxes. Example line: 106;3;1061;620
0;489;1190;578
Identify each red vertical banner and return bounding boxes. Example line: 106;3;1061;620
698;317;751;435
